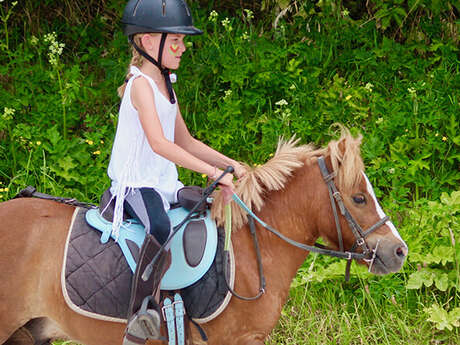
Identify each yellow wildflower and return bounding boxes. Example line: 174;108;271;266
93;150;101;155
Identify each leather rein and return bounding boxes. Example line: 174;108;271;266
224;155;389;300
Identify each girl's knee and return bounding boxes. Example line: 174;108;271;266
149;216;171;244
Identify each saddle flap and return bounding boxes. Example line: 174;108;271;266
182;220;207;268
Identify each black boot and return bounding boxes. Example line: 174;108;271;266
123;234;171;344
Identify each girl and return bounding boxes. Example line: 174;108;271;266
109;0;245;247
108;0;246;340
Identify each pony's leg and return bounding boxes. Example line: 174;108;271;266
3;327;34;345
23;318;62;345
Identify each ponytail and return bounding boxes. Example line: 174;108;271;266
117;34;146;98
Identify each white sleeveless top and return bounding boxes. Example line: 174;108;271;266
107;66;184;236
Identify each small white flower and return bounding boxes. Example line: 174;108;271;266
289;84;296;90
407;87;416;94
275;99;288;106
341;9;350;17
223;89;232;100
221;18;232;32
2;107;15;121
209;10;218;23
364;82;374;92
44;32;65;66
388;168;395;174
244;9;254;21
241;31;249;40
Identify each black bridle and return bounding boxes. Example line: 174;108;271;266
224;156;390;300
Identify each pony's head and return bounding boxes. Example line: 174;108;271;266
212;127;407;275
316;128;408;274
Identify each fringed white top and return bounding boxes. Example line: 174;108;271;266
107;65;184;237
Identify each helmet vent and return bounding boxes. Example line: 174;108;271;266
179;0;191;16
162;0;166;16
133;0;143;16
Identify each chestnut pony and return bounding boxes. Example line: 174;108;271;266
0;129;407;345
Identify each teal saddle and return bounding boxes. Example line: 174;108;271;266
85;202;218;291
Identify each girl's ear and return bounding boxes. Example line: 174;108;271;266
140;34;158;54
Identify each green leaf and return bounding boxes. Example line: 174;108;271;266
434;273;449;291
425;305;460;331
406;269;433;289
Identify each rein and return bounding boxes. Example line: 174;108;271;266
225;155;389;300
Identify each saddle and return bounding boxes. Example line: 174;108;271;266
90;186;218;290
89;187;221;344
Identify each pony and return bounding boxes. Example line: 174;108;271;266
0;128;407;345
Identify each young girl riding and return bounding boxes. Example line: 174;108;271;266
107;0;245;341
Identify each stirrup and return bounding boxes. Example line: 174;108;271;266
123;296;165;344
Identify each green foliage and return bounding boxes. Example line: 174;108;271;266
424;304;460;331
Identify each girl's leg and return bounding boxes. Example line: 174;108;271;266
124;188;171;244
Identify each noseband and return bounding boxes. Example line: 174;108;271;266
227;156;390;300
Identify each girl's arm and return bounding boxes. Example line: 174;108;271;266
132;77;218;178
174;108;246;178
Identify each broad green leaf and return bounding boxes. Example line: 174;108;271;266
434;273;449;291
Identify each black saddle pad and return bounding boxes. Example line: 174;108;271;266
62;207;231;322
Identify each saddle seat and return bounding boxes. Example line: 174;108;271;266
86;187;218;290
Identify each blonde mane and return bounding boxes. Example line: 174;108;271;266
211;127;364;229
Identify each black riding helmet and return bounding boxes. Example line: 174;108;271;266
122;0;203;104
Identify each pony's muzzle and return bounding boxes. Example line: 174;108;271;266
366;236;408;275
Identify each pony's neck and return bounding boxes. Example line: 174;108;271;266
251;163;322;292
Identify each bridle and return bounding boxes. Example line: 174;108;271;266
225;155;390;300
317;156;389;280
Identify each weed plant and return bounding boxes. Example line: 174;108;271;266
0;0;459;343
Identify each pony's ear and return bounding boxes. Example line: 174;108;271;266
337;138;347;157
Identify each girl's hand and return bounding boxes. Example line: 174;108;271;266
210;169;234;204
232;162;247;181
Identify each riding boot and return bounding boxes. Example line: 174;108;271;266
124;234;171;343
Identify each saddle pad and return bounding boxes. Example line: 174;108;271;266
86;206;219;290
62;207;132;322
62;207;235;323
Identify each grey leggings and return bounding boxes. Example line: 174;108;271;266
124;188;171;245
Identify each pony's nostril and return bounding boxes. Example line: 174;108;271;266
395;246;408;258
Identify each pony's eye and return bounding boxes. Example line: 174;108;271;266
352;194;366;204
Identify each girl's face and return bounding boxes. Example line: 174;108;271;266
162;34;186;70
141;33;186;70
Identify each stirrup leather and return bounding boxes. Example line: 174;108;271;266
162;297;176;345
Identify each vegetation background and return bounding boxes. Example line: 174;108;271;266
0;0;459;343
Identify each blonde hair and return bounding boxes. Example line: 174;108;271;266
117;33;159;98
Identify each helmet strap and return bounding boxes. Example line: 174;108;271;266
128;34;176;104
